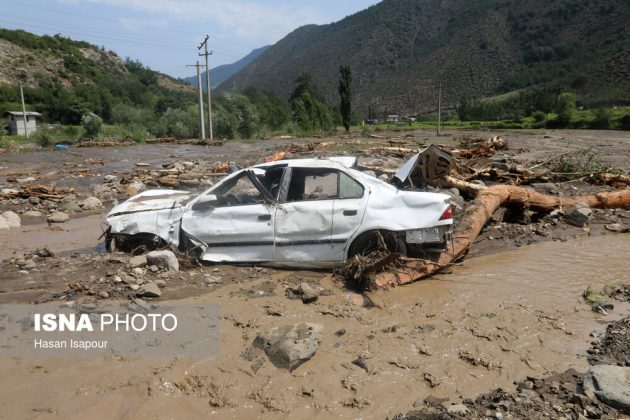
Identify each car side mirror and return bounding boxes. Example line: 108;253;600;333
191;194;218;210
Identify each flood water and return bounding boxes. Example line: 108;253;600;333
0;232;627;418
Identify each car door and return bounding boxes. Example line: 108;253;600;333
273;167;337;264
330;170;369;260
181;170;276;263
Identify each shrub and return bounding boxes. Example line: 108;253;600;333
81;112;102;139
34;126;53;147
589;108;612;129
620;114;630;131
532;111;546;122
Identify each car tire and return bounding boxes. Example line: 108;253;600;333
347;230;407;258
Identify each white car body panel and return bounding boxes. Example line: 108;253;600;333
106;157;452;267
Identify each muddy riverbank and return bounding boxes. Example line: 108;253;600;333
0;129;629;418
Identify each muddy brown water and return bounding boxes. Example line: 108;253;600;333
0;234;627;419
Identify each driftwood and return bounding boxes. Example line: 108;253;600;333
346;186;630;289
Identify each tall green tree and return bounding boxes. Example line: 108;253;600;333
338;65;352;132
289;73;333;132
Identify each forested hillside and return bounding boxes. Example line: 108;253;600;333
220;0;630;115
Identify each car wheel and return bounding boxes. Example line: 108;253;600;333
348;230;407;258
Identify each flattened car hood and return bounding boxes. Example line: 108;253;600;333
107;189;193;217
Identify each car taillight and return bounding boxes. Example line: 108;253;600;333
439;205;452;220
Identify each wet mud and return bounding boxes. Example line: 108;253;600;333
0;129;629;418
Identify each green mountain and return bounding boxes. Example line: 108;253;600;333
220;0;630;115
0;28;195;124
185;45;270;90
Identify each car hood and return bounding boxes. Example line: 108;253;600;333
107;189;193;218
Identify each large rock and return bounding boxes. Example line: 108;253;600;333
1;211;21;228
584;364;630;413
253;322;323;371
80;196;103;210
0;217;9;230
48;211;69;223
146;250;179;272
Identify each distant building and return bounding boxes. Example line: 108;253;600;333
5;111;41;136
386;114;400;123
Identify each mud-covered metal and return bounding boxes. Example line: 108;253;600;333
106;157;452;267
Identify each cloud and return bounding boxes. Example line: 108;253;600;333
83;0;326;44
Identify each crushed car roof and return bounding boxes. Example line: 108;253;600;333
254;156;358;170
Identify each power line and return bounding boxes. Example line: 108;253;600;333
0;0;260;52
0;17;246;60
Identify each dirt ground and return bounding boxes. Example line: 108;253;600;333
0;128;629;419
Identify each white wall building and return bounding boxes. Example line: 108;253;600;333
5;111;41;136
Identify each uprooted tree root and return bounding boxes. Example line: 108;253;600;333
340;186;630;290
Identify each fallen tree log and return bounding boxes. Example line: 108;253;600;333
344;186;630;290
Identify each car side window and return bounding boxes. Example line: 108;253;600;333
285;168;364;202
339;172;364;199
287;168;337;202
211;173;266;207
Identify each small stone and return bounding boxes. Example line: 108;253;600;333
48;211;69;223
128;255;148;268
22;210;43;217
80;196;103;210
132;267;145;276
103;175;117;182
140;281;162;298
36;247;54;258
351;358;369;372
98;291;110;299
517;380;534;391
298;282;319;304
154;279;166;288
129;284;140;291
17;176;36;183
447;403;469;416
423;395;449;408
149;265;159;273
495;412;504;420
131;298;152;312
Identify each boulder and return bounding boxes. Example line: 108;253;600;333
48;211;69;223
80;196;103;210
1;211;21;228
584;364;630;414
253;322;323;371
146;250;179;272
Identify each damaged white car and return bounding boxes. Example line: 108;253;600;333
105;156;453;267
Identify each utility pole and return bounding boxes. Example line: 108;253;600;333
437;80;442;136
19;83;28;138
187;62;205;140
198;35;213;140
